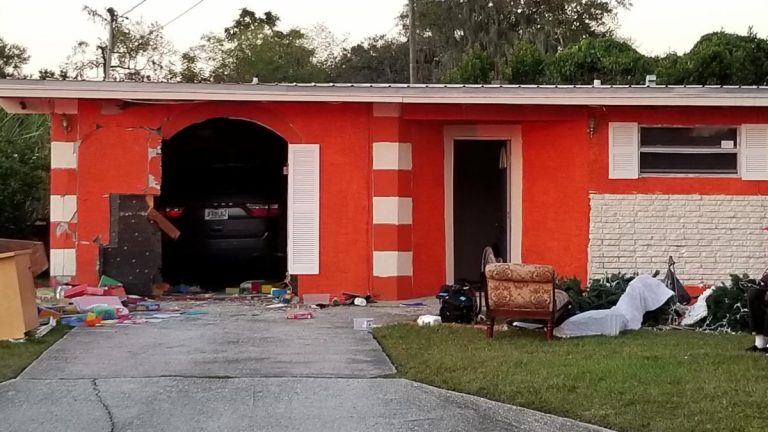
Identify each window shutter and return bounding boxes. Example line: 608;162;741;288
288;144;320;274
741;125;768;180
608;122;639;179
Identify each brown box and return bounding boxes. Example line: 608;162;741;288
0;249;39;340
0;239;48;277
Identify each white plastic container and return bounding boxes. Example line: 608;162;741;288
417;315;442;327
353;318;374;330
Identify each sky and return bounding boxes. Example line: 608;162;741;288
1;0;767;74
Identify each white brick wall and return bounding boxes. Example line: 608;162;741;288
589;194;768;283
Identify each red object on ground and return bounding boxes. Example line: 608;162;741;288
250;281;261;294
684;285;711;305
286;310;314;320
84;287;106;296
105;287;127;299
63;284;88;299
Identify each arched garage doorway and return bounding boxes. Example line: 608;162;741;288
158;118;288;289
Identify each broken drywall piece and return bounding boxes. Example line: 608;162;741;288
146;208;181;240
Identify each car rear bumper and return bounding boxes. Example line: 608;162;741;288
167;237;282;259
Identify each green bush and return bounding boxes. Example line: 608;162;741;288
557;271;673;326
558;272;637;314
698;274;754;332
0;111;49;238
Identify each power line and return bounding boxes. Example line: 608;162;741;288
123;0;148;17
161;0;206;29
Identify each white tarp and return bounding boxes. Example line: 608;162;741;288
680;287;715;326
554;275;674;338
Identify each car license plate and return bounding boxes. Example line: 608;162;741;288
204;208;228;220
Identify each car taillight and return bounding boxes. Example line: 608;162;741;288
245;204;280;217
245;204;269;217
161;207;184;219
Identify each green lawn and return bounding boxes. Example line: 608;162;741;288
0;325;69;383
373;324;768;432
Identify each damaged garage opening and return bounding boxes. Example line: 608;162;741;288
158;118;288;289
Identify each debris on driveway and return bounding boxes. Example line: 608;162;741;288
22;272;435;338
353;318;374;330
417;315;442;326
286;310;314;320
35;275;213;330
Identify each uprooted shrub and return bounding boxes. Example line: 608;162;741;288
696;274;754;333
557;271;673;326
559;272;659;314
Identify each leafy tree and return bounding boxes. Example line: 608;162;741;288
501;42;547;84
544;37;652;84
304;23;348;71
0;36;29;78
443;47;494;83
0;111;49;238
669;30;768;86
61;6;177;81
62;41;102;80
182;9;327;83
331;36;410;83
653;52;688;85
404;0;631;82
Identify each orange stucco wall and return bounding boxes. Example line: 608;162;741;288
71;100;372;296
62;100;768;299
589;106;768;195
409;122;446;298
401;105;768;287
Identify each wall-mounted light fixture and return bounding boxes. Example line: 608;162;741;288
60;114;72;133
587;116;597;138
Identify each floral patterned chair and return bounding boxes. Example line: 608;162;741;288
483;262;570;340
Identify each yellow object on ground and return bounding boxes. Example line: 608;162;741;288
0;249;39;340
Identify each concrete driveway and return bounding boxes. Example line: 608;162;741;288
0;300;608;432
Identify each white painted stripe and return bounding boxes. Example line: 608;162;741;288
53;99;78;114
372;103;402;117
373;142;412;170
373;251;413;277
373;197;412;225
50;248;76;276
50;195;77;222
51;141;77;169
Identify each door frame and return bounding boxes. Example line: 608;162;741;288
443;125;522;284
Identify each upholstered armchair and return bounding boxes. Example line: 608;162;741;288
483;263;571;340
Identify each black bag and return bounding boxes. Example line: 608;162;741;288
438;284;477;324
757;268;768;290
663;256;692;305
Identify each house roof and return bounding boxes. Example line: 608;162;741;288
2;79;768;107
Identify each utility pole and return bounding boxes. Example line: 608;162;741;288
408;0;416;84
104;7;118;81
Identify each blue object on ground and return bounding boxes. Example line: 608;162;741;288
137;301;161;311
181;310;209;316
61;315;86;327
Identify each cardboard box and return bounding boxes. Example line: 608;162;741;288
0;249;39;340
0;239;48;276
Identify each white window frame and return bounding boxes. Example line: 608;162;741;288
638;124;741;178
